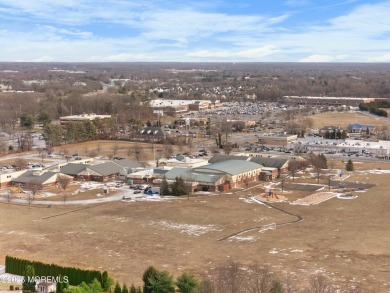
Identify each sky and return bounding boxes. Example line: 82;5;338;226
0;0;389;62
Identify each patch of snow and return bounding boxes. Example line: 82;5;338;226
229;235;257;242
150;220;221;236
360;169;390;175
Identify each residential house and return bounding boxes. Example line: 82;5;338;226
36;282;56;293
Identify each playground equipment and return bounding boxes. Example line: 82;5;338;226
261;190;280;201
11;186;23;193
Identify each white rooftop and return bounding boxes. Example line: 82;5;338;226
60;114;111;120
284;96;372;101
150;99;212;107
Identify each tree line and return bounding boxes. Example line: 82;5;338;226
5;256;103;286
359;102;388;117
125;262;367;293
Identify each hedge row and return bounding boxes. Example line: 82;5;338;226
5;256;102;286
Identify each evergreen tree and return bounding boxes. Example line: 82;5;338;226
346;159;354;171
142;266;158;293
148;271;175;293
83;120;97;140
56;275;69;293
22;265;36;292
176;273;199;293
114;282;122;293
102;271;109;290
37;111;51;127
43;124;64;146
319;154;328;169
89;278;103;293
160;176;170;196
79;281;93;293
20;113;35;129
129;284;137;293
171;177;187;196
122;284;129;293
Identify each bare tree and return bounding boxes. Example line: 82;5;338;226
187;135;194;153
39;150;46;163
246;264;273;293
162;140;174;158
13;158;28;171
133;143;143;161
308;273;332;293
113;143;119;156
185;170;195;199
96;143;101;155
0;139;8;155
308;153;327;183
57;174;72;204
57;174;71;191
215;260;245;293
283;275;298;293
223;143;233;155
126;147;132;158
288;160;300;182
27;182;40;205
3;190;14;203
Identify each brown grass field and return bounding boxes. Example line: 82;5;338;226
0;158;390;290
310;111;390;129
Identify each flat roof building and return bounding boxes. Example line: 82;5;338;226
60;113;112;127
282;96;378;107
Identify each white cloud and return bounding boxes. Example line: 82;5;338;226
32;55;55;62
367;54;390;62
299;54;349;62
101;53;156;62
135;10;288;44
187;45;280;60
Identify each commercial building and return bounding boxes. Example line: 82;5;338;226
13;171;72;189
193;160;263;189
282;96;377;107
59;113;112;127
257;134;298;148
149;99;221;115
